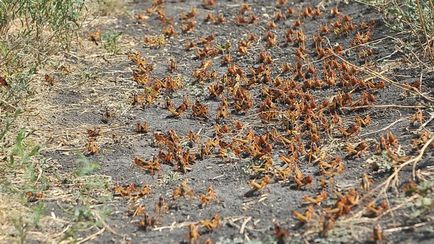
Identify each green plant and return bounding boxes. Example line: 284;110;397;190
0;1;117;243
8;129;40;166
94;207;112;228
0;0;84;38
102;31;122;54
2;71;34;103
0;109;21;141
75;155;100;176
12;216;28;244
73;205;93;222
408;179;434;217
0;0;85;112
160;171;181;184
360;0;434;62
32;202;45;228
366;151;393;173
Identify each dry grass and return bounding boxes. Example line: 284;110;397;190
359;0;434;64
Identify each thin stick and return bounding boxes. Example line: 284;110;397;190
416;0;429;44
342;104;426;111
52;224;72;238
381;136;434;195
76;227;105;244
240;216;252;234
375;195;419;221
0;98;18;110
384;221;433;233
153;221;197;231
153;216;249;231
416;112;434;133
93;211;123;237
360;117;407;137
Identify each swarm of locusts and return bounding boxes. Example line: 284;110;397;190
86;0;433;242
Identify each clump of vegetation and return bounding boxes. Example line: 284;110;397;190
0;1;87;243
0;0;85;109
0;0;85;168
361;0;434;62
102;31;123;54
0;0;84;38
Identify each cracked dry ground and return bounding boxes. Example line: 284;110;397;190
22;0;434;243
